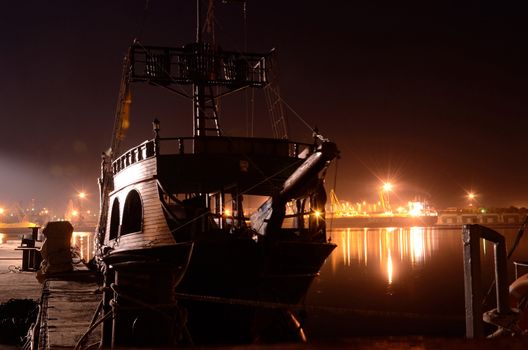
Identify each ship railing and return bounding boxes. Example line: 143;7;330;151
130;44;270;87
112;137;315;175
156;136;314;158
112;140;156;174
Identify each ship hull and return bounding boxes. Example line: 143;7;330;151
176;238;335;344
104;238;335;345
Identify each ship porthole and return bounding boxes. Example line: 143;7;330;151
121;189;143;235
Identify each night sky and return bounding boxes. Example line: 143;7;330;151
0;1;526;214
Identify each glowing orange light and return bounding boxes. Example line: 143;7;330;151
382;182;393;192
224;209;231;216
387;249;393;285
78;192;86;199
408;201;424;217
0;208;4;215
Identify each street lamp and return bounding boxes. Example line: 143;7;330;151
380;182;393;213
467;191;476;208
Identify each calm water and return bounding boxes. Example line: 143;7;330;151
304;226;528;339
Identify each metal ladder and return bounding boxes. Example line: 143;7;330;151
194;85;221;136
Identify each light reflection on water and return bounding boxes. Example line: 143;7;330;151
306;226;528;338
332;227;439;285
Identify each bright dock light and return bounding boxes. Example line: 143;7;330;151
382;182;393;192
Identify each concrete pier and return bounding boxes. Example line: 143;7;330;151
0;240;41;303
0;239;101;349
39;271;101;349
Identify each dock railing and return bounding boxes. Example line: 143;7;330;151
462;224;512;338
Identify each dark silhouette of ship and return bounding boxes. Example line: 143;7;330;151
94;2;339;346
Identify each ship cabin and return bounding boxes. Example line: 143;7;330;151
104;134;331;251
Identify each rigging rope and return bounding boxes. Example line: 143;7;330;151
165;156;305;234
136;0;151;40
328;157;340;241
206;1;319;138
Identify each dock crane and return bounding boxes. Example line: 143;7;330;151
329;190;346;215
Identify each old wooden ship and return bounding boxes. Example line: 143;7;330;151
95;2;338;347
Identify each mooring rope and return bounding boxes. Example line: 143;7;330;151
0;265;22;274
174;292;463;323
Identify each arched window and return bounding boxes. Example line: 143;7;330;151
121;190;143;235
109;199;120;240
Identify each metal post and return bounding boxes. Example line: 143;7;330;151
462;224;513;338
463;224;483;338
178;137;185;154
480;226;510;315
